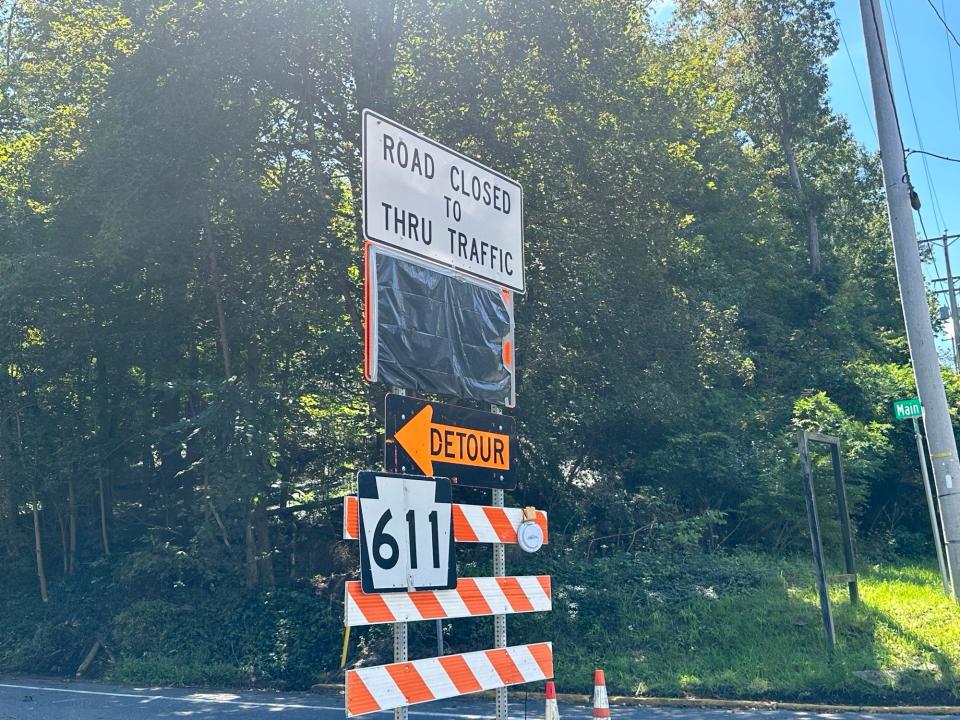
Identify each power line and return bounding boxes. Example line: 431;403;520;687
832;6;878;142
885;0;947;233
914;209;943;283
941;0;960;136
907;148;960;164
928;0;960;52
919;227;952;311
918;209;933;246
919;213;936;259
919;232;960;245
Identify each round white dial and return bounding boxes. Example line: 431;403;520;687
517;520;544;553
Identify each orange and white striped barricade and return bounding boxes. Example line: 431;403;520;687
344;576;551;626
345;642;553;717
344;496;548;545
342;494;553;718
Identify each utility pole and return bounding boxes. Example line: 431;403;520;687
860;0;960;598
943;233;960;372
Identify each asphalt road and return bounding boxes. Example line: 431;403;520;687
0;677;954;720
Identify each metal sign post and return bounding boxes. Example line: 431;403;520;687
393;622;407;720
893;397;952;597
493;490;508;720
798;432;835;652
392;388;408;720
797;431;860;653
897;415;953;597
492;403;508;720
914;417;952;595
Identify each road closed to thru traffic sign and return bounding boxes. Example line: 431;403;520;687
362;110;525;292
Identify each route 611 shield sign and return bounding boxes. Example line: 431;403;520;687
357;471;456;593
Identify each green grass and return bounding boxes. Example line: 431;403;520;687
524;558;960;704
3;550;958;704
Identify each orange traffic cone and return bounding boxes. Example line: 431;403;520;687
544;681;560;720
592;669;610;718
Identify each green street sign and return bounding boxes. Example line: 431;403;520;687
893;397;923;420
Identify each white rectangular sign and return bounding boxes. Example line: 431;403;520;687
357;471;455;593
362;109;525;293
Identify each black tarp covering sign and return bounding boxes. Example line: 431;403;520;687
364;243;516;407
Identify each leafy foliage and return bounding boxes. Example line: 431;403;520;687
0;0;948;690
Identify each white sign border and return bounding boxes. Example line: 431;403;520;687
361;108;526;294
356;470;457;594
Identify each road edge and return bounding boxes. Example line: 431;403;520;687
311;683;960;715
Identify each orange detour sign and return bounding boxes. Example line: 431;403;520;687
385;394;517;489
395;405;508;474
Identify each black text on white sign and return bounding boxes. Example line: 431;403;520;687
357;471;456;593
362;110;525;293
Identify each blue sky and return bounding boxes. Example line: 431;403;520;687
649;0;960;250
653;0;960;365
830;0;960;364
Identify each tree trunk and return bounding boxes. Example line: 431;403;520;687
93;353;115;557
75;638;102;678
289;523;298;581
1;412;18;556
98;468;111;558
202;206;247;585
209;500;231;547
33;501;49;602
0;415;15;555
302;82;364;340
253;500;275;589
345;0;403;117
805;205;823;277
779;120;822;277
56;503;68;574
67;474;76;574
4;1;19;72
70;368;86;573
201;208;233;379
244;520;259;590
324;1;406;340
1;475;15;557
